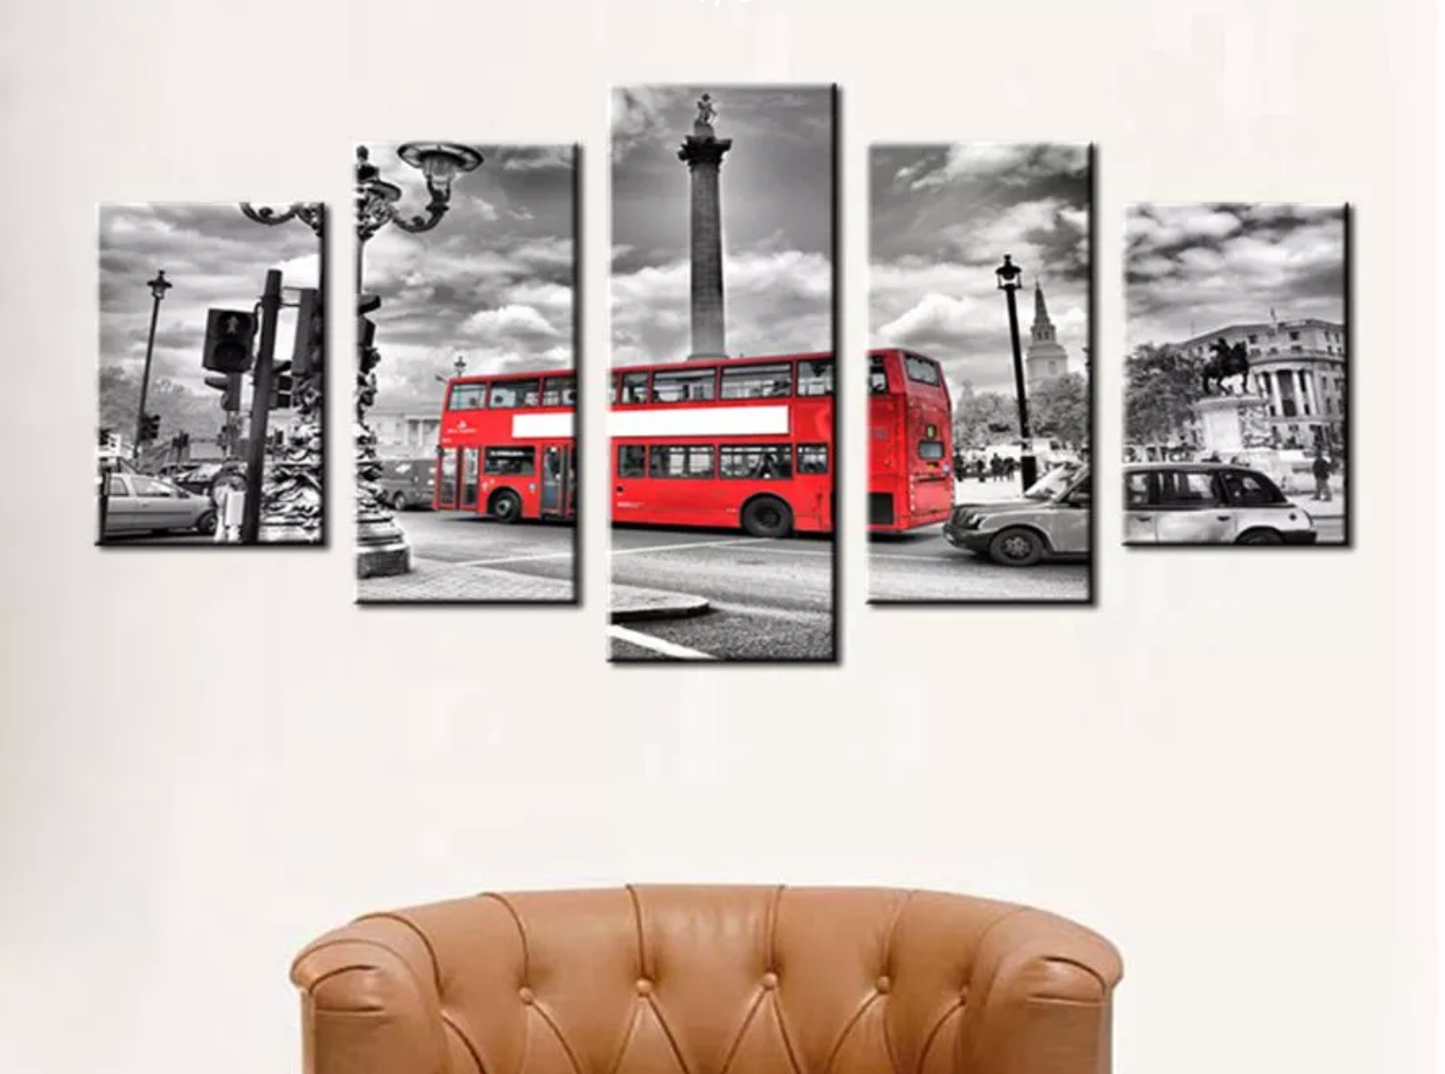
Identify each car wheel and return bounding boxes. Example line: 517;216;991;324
195;511;217;536
489;489;523;523
988;526;1046;567
1236;528;1283;545
391;491;408;512
741;496;793;538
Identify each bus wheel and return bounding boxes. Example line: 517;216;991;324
741;496;792;538
988;526;1045;567
489;489;522;523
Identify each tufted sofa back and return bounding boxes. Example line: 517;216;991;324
293;886;1122;1074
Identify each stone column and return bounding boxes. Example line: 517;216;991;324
1296;369;1312;416
1263;370;1282;416
678;130;732;360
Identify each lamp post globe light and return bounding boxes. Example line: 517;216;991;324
132;269;173;464
235;201;327;544
995;254;1038;490
355;142;483;579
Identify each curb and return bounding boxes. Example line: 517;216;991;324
610;589;713;624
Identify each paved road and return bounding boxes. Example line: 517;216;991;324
869;528;1091;603
608;527;836;662
356;509;578;601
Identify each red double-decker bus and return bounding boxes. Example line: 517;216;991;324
434;371;577;521
610;352;835;537
868;348;953;532
436;348;952;536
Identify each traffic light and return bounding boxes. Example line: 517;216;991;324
204;373;242;412
139;413;161;442
269;360;294;410
98;426;112;449
292;287;322;377
203;308;257;373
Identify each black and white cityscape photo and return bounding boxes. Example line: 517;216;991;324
351;143;577;602
97;202;325;546
1124;203;1348;546
608;85;836;662
868;144;1092;602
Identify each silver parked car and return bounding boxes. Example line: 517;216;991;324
101;472;217;536
1123;462;1316;545
943;464;1091;566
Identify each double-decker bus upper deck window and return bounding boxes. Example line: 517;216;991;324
449;383;486;410
868;356;889;394
797;359;834;396
542;376;576;406
651;368;716;403
483;446;536;476
904;356;942;386
617;372;648;404
720;363;792;400
489;379;541;408
719;444;793;480
648;445;715;478
617;445;646;477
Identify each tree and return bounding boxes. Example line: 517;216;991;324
1031;372;1088;448
98;366;222;447
952;381;1018;448
1125;343;1203;446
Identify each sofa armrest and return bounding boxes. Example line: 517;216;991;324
291;916;451;1074
959;908;1123;1074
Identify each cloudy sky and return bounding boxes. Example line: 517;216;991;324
1126;203;1346;350
362;143;575;409
99;204;319;395
870;144;1091;395
611;85;834;366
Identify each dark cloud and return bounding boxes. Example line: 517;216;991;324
1125;203;1346;347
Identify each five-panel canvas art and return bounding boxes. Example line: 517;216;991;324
95;85;1351;663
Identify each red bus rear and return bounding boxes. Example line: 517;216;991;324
868;348;953;532
610;353;834;537
434;372;577;522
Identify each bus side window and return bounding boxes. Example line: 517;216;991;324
868;356;889;394
617;445;646;477
798;444;828;474
619;372;648;404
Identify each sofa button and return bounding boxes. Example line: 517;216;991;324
761;972;779;990
636;978;653;996
519;987;535;1005
876;975;891;994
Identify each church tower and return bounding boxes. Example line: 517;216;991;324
1025;282;1069;389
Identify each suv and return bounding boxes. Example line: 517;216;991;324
1123;462;1316;545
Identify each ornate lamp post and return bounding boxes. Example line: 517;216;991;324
995;254;1038;490
133;270;172;463
236;201;326;544
355;143;483;578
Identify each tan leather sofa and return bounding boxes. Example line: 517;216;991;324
292;886;1122;1074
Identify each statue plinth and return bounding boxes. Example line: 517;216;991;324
1197;393;1269;457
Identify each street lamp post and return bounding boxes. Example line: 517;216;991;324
354;142;483;579
133;270;172;463
995;254;1038;489
237;201;326;544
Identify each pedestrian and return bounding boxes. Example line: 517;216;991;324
975;457;987;483
1311;447;1333;502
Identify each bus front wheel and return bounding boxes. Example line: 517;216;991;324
741;496;793;538
488;489;523;523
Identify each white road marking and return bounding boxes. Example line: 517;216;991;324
610;536;772;557
608;625;717;660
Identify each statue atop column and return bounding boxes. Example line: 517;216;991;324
693;93;718;138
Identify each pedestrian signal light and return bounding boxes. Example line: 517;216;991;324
203;308;257;373
270;361;294;410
